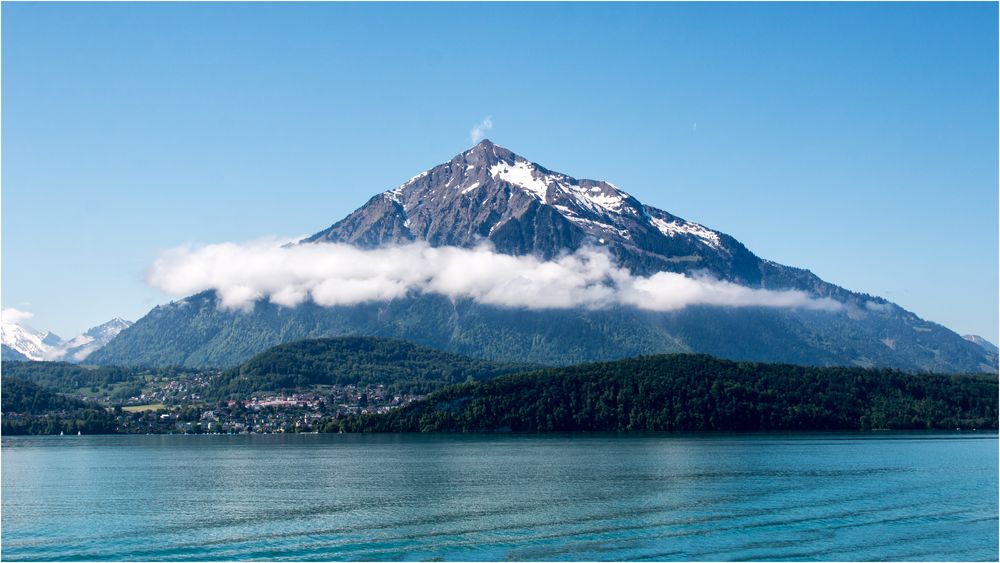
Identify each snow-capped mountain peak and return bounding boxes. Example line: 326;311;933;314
308;138;733;275
1;317;133;363
90;140;999;374
1;322;52;361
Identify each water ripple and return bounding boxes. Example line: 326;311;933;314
2;432;996;561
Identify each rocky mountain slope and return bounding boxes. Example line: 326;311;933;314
306;140;843;297
963;335;999;356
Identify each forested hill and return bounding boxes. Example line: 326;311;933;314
1;360;204;398
205;337;538;399
341;354;999;433
3;361;143;391
1;377;117;435
1;377;91;414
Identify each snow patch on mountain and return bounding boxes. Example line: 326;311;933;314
490;159;550;200
386;171;429;203
558;181;629;214
581;190;626;212
564;215;631;239
649;216;722;249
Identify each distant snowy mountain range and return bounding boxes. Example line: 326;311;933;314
1;317;133;362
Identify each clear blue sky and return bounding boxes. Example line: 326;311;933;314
3;2;997;343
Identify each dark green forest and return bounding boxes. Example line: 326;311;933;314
205;337;536;398
0;361;202;393
341;354;999;432
1;377;117;435
1;377;92;413
1;361;136;391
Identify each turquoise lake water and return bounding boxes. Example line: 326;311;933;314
1;433;996;561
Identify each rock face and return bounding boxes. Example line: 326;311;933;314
91;141;998;373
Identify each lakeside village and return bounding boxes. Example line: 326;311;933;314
82;373;423;434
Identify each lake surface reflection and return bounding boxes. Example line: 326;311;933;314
2;432;996;561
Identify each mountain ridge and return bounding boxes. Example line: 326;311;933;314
964;334;999;355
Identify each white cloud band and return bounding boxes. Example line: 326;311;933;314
1;307;34;325
147;240;842;314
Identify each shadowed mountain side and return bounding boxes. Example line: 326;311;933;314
90;291;995;373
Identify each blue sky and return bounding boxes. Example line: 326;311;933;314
3;2;997;343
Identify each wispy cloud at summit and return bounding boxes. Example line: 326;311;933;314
147;239;842;313
469;116;493;144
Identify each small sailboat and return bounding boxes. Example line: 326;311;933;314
77;431;81;436
59;431;64;436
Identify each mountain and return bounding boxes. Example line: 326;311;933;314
91;140;997;373
341;354;999;433
1;321;55;361
306;140;834;293
2;344;31;362
41;332;64;347
206;337;537;399
58;318;133;362
964;335;999;356
1;317;132;363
